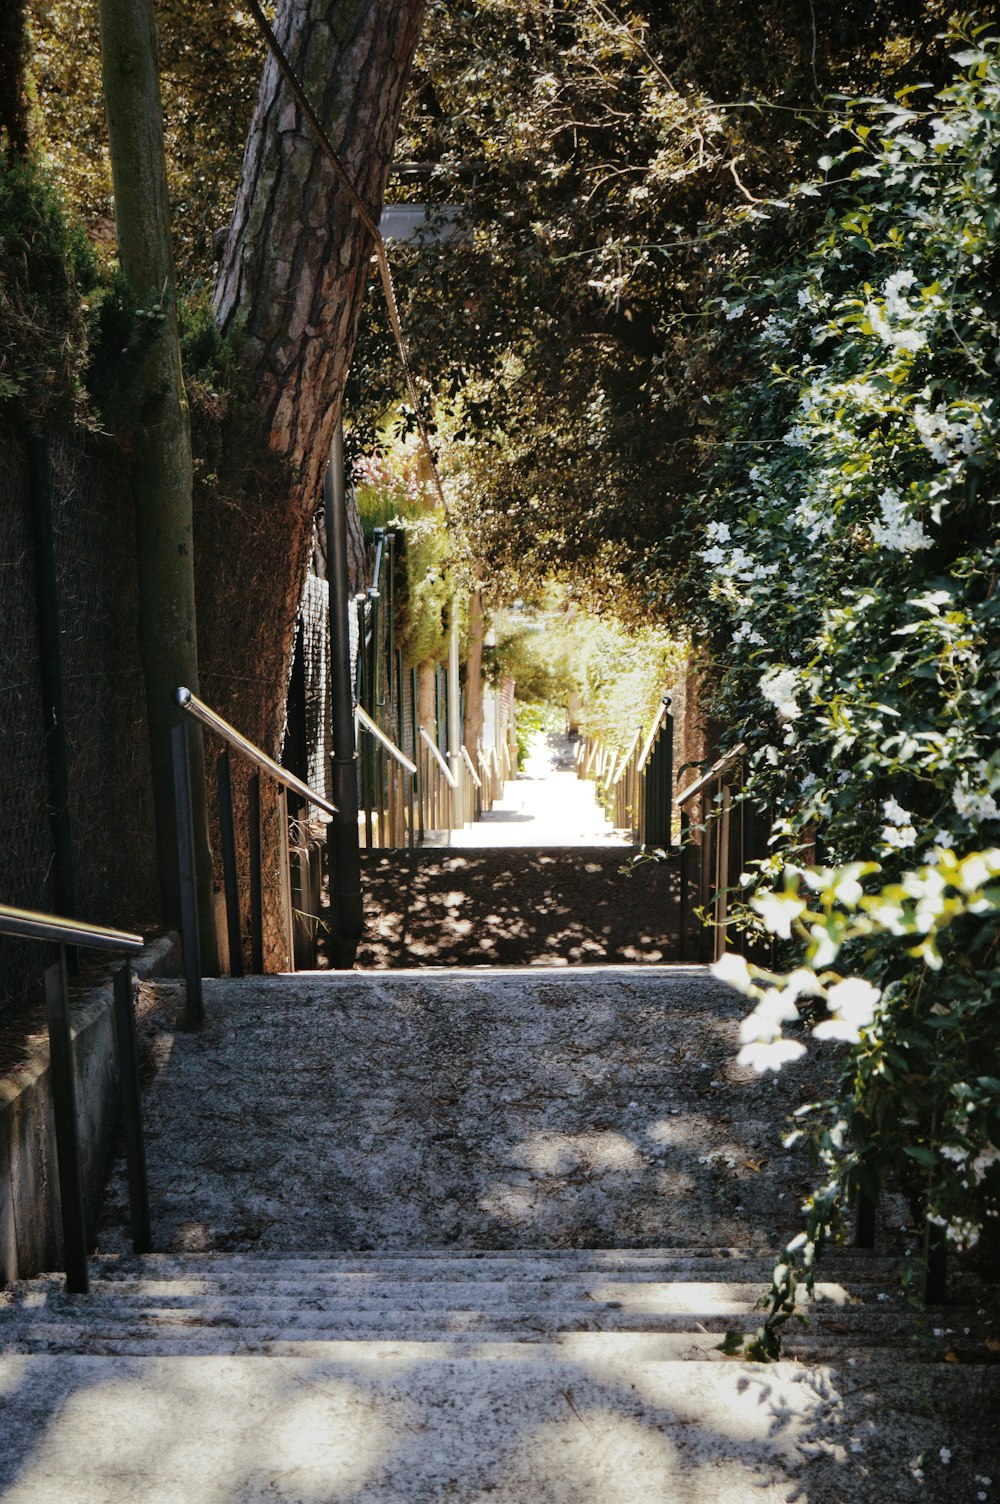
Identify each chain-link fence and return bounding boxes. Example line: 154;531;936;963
0;431;159;1025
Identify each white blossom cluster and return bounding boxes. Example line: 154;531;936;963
870;486;932;552
759;666;801;720
912;402;983;466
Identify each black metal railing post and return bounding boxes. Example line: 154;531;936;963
112;960;152;1253
247;773;264;974
29;433;77;954
325;424;364;967
216;748;244;978
171;715;204;1026
44;946;89;1294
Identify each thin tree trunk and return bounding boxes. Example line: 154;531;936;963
209;0;425;760
99;0;217;966
417;658;437;736
463;586;484;754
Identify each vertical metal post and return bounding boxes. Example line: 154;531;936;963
45;947;89;1293
678;807;689;962
248;773;264;974
216;749;244;978
326;422;363;968
29;433;77;948
855;1189;877;1249
412;669;423;843
112;960;151;1253
447;596;463;825
277;785;295;972
925;1220;947;1305
171;718;203;1026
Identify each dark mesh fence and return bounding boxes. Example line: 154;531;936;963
0;431;159;1024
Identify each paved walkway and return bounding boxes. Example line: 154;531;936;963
449;731;629;847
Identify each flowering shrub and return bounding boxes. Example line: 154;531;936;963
687;27;1000;1313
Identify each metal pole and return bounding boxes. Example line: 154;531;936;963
28;434;77;949
447;594;462;821
247;773;264;974
45;947;89;1293
325;421;363;967
171;719;204;1026
112;960;152;1253
216;749;244;977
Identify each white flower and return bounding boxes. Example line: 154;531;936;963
732;619;766;647
870;487;931;552
971;1145;1000;1183
882;797;911;826
725;303;746;321
706;519;732;543
711;953;755;994
882;823;917;849
760;666;802;720
953;784;1000;822
812;977;881;1043
737;1037;807;1073
751;890;807;939
940;1448;952;1465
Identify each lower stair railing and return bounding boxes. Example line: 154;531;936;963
356;705;418;848
417;726;458;837
173;687;337;1022
0;903;149;1293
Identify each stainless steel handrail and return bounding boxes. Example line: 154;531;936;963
356;704;418;775
176;687;337;816
0;900;151;1293
676;742;747;808
0;902;143;953
636;698;669;774
611;728;642;787
461;744;483;790
419;726;459;789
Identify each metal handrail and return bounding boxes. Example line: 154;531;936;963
356;704;417;775
0;900;151;1293
0;903;143;953
419;725;459;789
676;742;747;809
176;687;337;816
461;744;483;789
636;697;669;774
611;728;642;787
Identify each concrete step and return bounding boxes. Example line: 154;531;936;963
2;1350;997;1503
4;1250;993;1364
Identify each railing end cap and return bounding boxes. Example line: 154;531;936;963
175;686;193;708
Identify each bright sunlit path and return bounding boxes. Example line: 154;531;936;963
448;731;630;847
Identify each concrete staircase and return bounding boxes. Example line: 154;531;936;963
2;969;998;1500
354;847;691;967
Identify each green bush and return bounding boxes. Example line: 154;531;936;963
686;24;1000;1297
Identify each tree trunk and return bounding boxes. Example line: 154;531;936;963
463;586;484;754
208;0;425;761
99;0;217;966
417;658;437;737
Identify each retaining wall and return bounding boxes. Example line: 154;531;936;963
0;934;180;1285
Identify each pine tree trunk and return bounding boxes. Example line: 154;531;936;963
99;0;217;965
463;586;484;754
209;0;425;759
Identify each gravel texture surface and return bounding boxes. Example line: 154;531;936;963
98;969;841;1256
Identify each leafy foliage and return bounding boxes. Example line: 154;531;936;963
350;0;959;610
694;26;1000;1292
0;152;99;421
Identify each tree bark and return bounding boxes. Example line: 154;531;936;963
99;0;217;965
463;585;484;754
417;658;437;736
209;0;425;759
